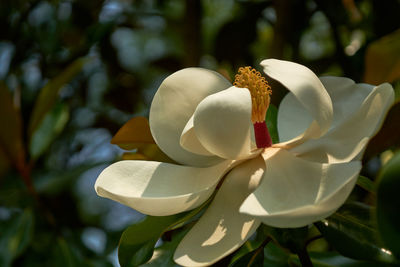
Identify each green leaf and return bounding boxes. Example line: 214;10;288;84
29;102;69;160
119;215;182;267
265;104;279;144
262;224;308;253
0;209;34;267
229;247;264;267
376;152;400;258
289;251;380;267
34;162;105;195
28;58;87;138
264;242;290;267
52;238;86;267
315;202;396;263
229;240;263;266
142;229;188;267
118;199;210;267
0;83;24;166
229;234;266;267
356;175;375;194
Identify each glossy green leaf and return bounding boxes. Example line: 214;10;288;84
0;83;24;166
52;238;86;267
29;102;69;160
262;224;308;253
376;152;400;258
0;209;34;267
356;175;375;194
289;251;380;267
118;199;210;267
119;215;182;267
266;104;279;144
142;229;188;267
315;202;396;263
229;234;266;267
28;58;87;138
264;242;290;267
229;246;264;267
229;240;262;265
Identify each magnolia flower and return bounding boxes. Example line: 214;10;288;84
95;59;394;266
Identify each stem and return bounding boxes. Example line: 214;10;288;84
297;247;313;267
247;237;272;267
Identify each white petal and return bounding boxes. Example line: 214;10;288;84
180;116;214;156
277;76;374;142
320;77;373;128
290;82;394;163
174;157;264;266
150;68;231;166
277;93;313;142
193;86;254;160
261;59;333;143
95;160;232;216
240;148;361;228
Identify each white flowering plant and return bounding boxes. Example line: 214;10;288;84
95;59;399;267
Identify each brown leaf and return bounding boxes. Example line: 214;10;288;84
111;117;155;149
121;144;175;163
0;83;25;167
137;144;175;163
121;152;148;161
112;117;176;163
364;29;400;84
364;101;400;162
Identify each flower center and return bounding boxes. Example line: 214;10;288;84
234;66;272;123
234;66;272;148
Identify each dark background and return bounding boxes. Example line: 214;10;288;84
0;0;399;266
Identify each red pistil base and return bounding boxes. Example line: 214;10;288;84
253;122;272;148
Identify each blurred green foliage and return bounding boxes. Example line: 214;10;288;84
0;0;400;266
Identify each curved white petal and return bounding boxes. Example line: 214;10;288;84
150;68;231;166
240;148;361;228
180;116;214;156
289;82;394;163
95;160;232;216
174;157;264;266
320;77;374;128
277;93;313;142
277;76;375;142
261;59;333;144
193;86;254;160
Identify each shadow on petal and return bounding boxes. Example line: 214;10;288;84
173;156;265;267
240;148;361;228
95;159;233;216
